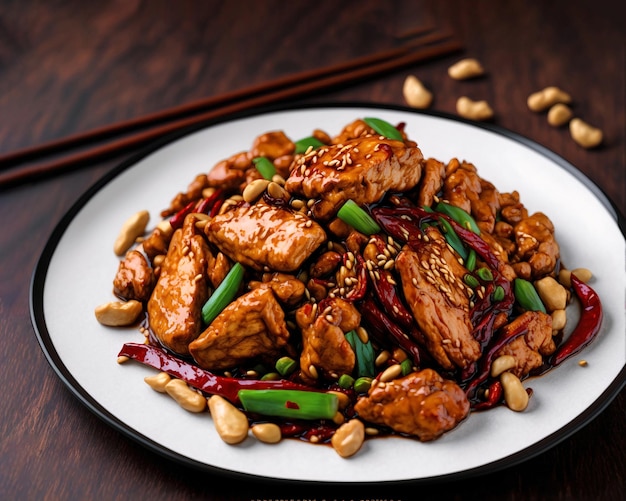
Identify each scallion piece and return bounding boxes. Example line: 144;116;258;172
513;278;547;313
238;389;339;420
435;201;481;235
363;117;404;141
201;263;244;325
252;156;277;180
345;330;376;378
337;200;381;235
465;248;477;272
439;217;468;260
476;267;494;282
294;136;324;154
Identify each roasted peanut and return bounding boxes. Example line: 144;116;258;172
569;118;603;148
144;372;172;393
402;75;433;109
251;422;282;444
114;210;150;256
558;267;593;287
448;58;485;80
331;419;365;458
527;86;571;112
500;371;529;411
551;309;567;331
490;355;516;377
242;179;270;203
95;299;143;326
208;395;249;444
379;363;402;382
535;276;568;311
547;103;573;126
456;96;494;121
164;379;206;413
327;390;351;410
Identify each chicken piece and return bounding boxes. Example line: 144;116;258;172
285;136;423;220
189;287;290;371
248;272;306;306
142;227;171;263
354;369;470;441
161;174;211;218
147;215;212;355
395;226;481;371
330;119;376;144
495;311;555;377
205;201;326;272
416;157;445;207
513;212;560;278
113;250;155;302
295;298;359;383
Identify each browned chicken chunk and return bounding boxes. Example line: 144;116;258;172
189;287;290;371
205;201;326;272
354;369;470;441
248;272;306;306
416;157;445;207
495;311;555;377
513;212;560;278
295;298;359;383
285;136;423;219
113;250;155;302
395;226;481;371
147;215;212;355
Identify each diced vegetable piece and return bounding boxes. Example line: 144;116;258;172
513;278;547;313
252;156;277;180
465;248;477;271
338;374;355;389
363;117;404;141
353;377;372;394
201;263;244;325
492;285;505;301
337;200;381;235
400;358;413;376
435;201;481;234
294;136;325;154
238;389;339;420
275;356;298;376
345;330;376;378
476;267;494;282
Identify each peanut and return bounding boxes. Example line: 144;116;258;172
490;355;516;377
208;395;249;444
456;96;494;121
558;267;593;287
569;118;603;148
114;210;150;256
547;103;573;126
534;276;568;311
242;179;270;203
379;363;402;382
527;86;571;112
402;75;433;109
144;372;172;393
551;309;567;332
164;379;206;413
331;419;365;458
251;422;282;444
500;371;529;411
448;58;485;80
95;299;143;326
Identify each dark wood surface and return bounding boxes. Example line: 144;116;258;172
1;1;624;499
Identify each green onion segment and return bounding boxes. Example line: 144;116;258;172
201;263;244;325
434;201;481;235
513;278;547;313
238;389;339;420
294;136;325;154
337;200;381;235
363;117;404;141
252;156;277;180
438;217;468;260
345;330;376;378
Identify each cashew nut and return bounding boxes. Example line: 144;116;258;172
448;58;485;80
500;371;529;411
402;75;433;109
144;372;172;393
331;419;365;458
208;395;249;444
456;96;494;121
534;276;568;311
164;379;206;413
114;210;150;256
547;103;573;126
490;355;516;377
527;86;571;112
95;299;143;326
569;118;603;148
251;422;282;444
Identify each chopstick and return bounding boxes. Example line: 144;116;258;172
0;32;461;187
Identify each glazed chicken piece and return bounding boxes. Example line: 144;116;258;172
113;250;155;302
395;226;481;371
147;215;212;355
512;212;560;278
354;369;470;441
295;298;359;383
189;287;290;371
205;201;326;272
248;272;306;306
416;157;445;207
285;136;423;219
495;311;555;377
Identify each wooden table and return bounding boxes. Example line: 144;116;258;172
1;1;624;499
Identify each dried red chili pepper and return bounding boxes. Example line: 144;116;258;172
195;188;224;215
345;253;368;301
169;200;196;230
472;380;503;411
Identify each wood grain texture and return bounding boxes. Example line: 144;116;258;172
0;0;624;499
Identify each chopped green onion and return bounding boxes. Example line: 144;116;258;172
201;262;244;325
465;248;477;272
492;285;505;302
353;377;372;394
338;374;355;389
252;156;277;180
275;356;297;377
238;389;338;420
514;278;547;313
337;200;381;235
464;274;480;289
476;267;494;282
439;217;468;260
363;117;404;141
345;330;376;378
400;358;413;376
294;136;325;154
434;201;481;235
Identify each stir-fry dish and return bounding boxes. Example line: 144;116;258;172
101;117;603;458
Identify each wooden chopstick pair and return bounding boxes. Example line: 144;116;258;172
0;28;461;188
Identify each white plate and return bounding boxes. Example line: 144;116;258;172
31;104;626;483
